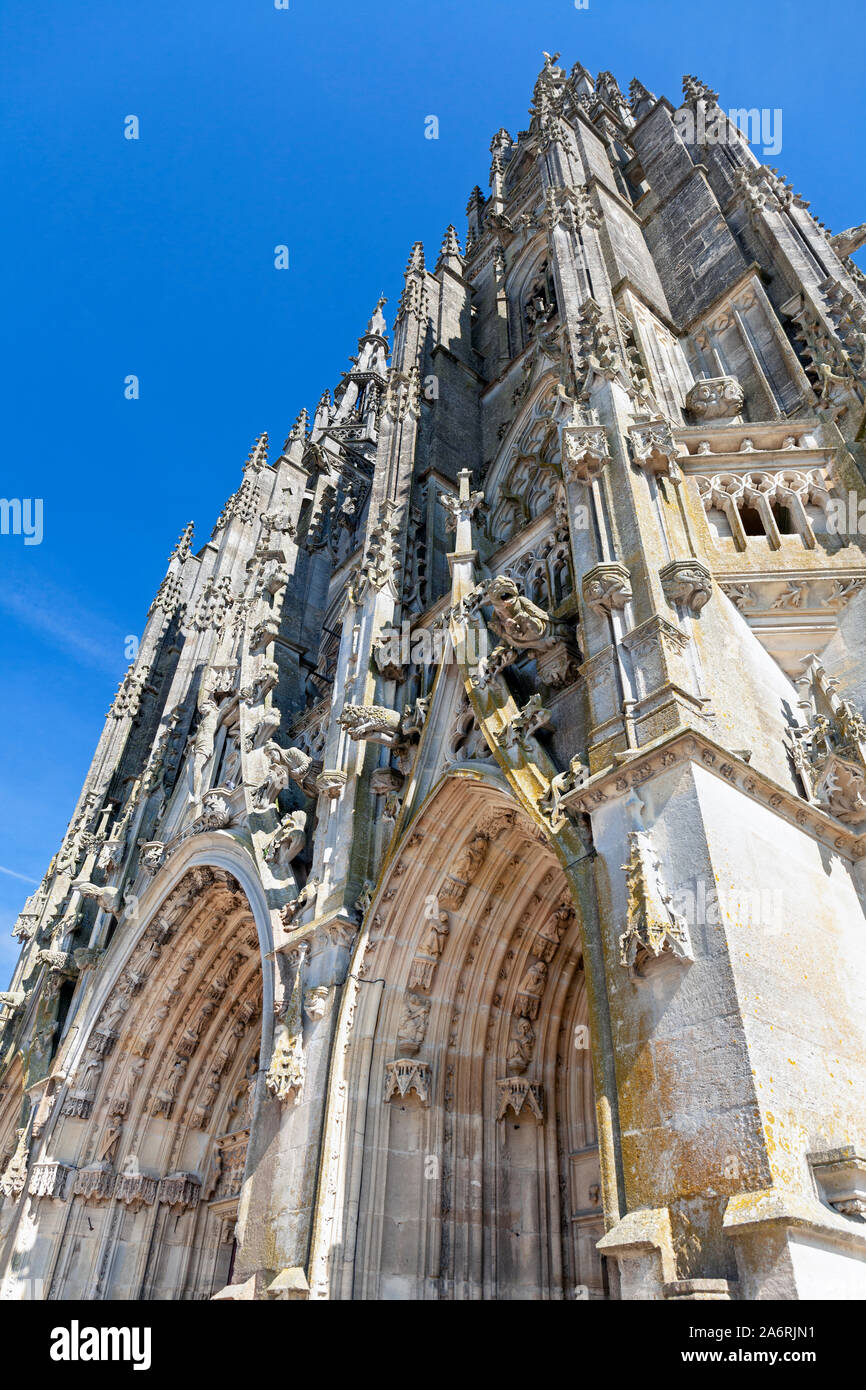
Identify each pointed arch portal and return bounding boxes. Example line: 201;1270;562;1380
311;775;610;1301
1;861;270;1301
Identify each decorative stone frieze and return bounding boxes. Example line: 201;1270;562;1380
157;1172;202;1211
113;1172;158;1210
72;1163;115;1204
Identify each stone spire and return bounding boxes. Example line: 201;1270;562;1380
332;296;390;426
366;294;388;340
466;185;485;252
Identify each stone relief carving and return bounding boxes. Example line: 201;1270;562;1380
538;754;589;831
250;742;312;811
263;810;307;873
396;994;431;1056
0;1129;29;1197
582;561;632;618
506;1016;535;1075
629;420;683;480
514;959;547;1018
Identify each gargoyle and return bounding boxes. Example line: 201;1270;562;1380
71;880;125;916
337;704;402;745
474;575;574;688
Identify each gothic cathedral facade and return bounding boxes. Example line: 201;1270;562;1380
2;57;866;1301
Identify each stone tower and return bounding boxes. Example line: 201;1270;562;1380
2;56;866;1301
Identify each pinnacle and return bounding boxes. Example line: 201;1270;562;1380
282;408;309;453
366;295;388;337
169;520;194;563
435;225;464;275
440;225;462;257
245;431;269;470
405;241;425;274
683;73;719;104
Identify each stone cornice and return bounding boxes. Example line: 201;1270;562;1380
560;726;866;861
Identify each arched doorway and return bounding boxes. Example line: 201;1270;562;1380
312;778;610;1300
3;864;266;1301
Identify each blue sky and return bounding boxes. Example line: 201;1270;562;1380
1;0;864;985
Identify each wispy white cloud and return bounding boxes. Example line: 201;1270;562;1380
0;575;126;679
0;865;38;885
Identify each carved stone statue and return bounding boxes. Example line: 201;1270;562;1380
396;993;431;1056
514;959;548;1019
189;697;221;808
263;809;307;870
251;742;312;810
506;1017;536;1075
